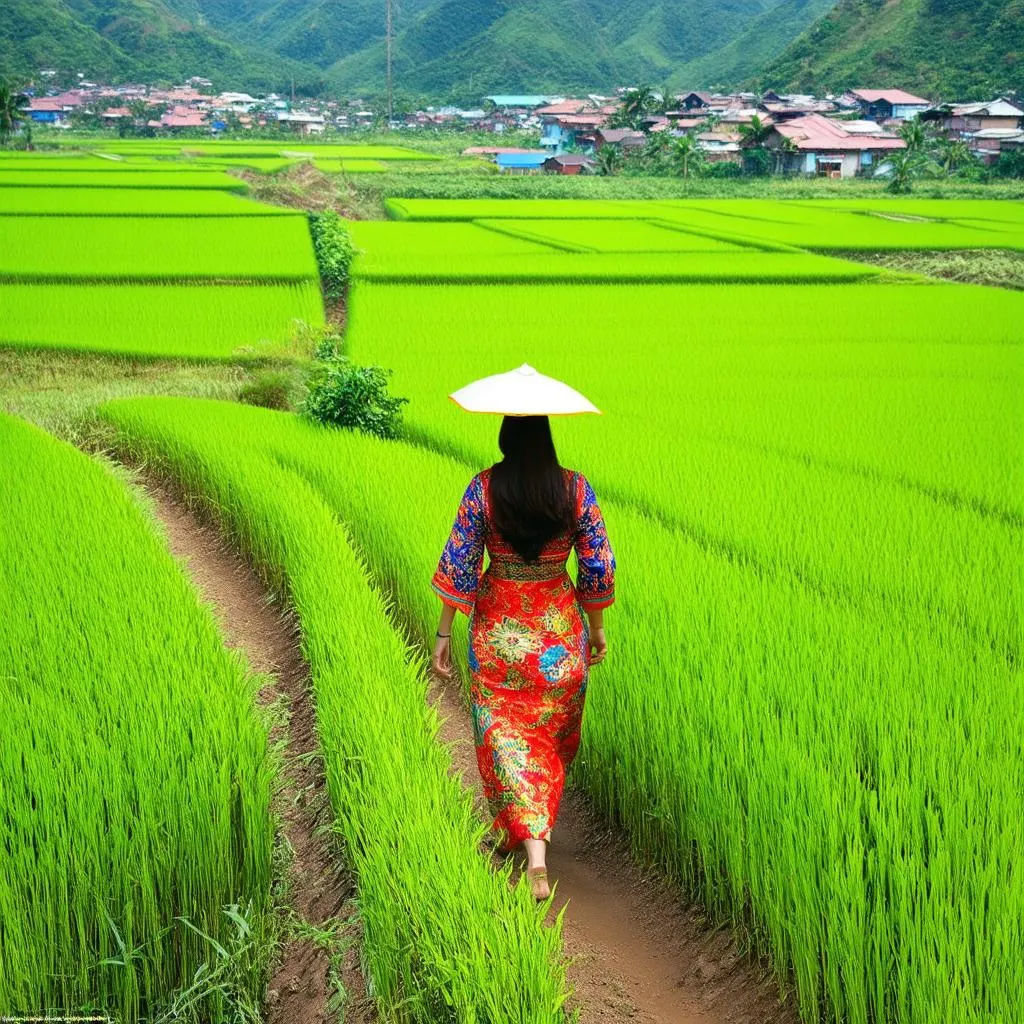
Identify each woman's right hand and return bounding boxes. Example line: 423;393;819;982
432;635;453;679
588;627;607;666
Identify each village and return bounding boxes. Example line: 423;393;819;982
19;75;1024;178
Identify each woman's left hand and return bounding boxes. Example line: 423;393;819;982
432;635;453;679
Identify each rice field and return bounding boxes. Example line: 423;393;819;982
0;282;323;358
0;169;247;189
0;413;275;1022
4;187;1022;1023
0;214;318;281
0;186;292;215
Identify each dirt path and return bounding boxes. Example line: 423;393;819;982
150;484;797;1024
427;677;799;1024
147;486;372;1024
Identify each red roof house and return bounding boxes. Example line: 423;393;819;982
767;113;904;177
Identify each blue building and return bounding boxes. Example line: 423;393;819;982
496;152;547;174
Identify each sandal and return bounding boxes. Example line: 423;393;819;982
527;867;550;901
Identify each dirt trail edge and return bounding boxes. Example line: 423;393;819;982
149;483;797;1024
146;486;372;1024
427;675;800;1024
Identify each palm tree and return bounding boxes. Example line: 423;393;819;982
596;145;624;176
671;132;704;179
0;81;29;147
899;116;926;151
621;85;654;128
738;114;772;148
885;147;932;194
935;136;972;175
773;135;798;174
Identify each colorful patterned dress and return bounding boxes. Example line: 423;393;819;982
432;467;615;848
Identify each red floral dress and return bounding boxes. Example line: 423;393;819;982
432;468;615;848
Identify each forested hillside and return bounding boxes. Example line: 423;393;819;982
0;0;319;91
759;0;1024;98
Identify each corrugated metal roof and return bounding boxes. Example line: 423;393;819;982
496;152;548;167
852;89;930;106
773;114;905;151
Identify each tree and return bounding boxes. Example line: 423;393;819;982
934;136;972;174
595;145;624;176
738;114;772;148
620;85;655;129
884;147;933;193
899;116;926;151
671;132;704;179
0;81;29;147
773;135;798;174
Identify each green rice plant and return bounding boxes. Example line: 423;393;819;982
0;282;324;360
185;157;305;173
352;250;882;284
99;397;568;1023
345;280;1024;661
789;198;1024;226
0;215;318;281
476;218;749;253
0;170;248;190
348;220;557;258
86;142;440;161
0;187;293;216
95;396;1024;1024
653;199;1024;251
385;198;672;220
0;413;275;1022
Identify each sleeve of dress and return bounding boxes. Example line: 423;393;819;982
431;474;486;615
573;473;615;611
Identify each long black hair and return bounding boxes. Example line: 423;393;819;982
489;416;575;563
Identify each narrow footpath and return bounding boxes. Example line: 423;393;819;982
148;486;373;1024
150;484;798;1024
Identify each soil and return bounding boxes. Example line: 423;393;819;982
150;483;798;1024
147;486;373;1024
426;677;800;1024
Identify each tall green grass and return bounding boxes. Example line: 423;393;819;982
0;188;291;216
346;280;1023;662
100;398;569;1023
0;413;275;1022
0;282;323;360
96;396;1024;1024
0;170;247;190
0;215;318;281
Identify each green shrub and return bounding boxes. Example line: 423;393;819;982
308;209;355;300
238;369;301;410
302;354;407;439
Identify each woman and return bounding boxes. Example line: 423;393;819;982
431;415;615;900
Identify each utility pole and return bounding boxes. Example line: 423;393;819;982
385;0;394;128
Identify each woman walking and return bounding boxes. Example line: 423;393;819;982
431;365;615;900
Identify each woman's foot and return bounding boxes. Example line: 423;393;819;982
527;866;550;901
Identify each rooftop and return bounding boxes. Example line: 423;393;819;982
852;89;930;106
773;113;905;151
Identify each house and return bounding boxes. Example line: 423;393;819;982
277;111;326;135
151;111;208;130
540;110;609;153
27;92;84;123
764;113;904;177
697;132;741;163
595;128;646;151
849;89;930;122
926;98;1024;138
678;92;713;110
496;152;548;174
101;107;132;121
542;154;595;175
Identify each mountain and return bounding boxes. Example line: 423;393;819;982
0;0;321;91
758;0;1024;98
323;0;831;100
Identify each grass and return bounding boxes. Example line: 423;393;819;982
314;159;389;174
0;170;248;189
0;214;319;281
352;250;885;284
0;282;324;360
0;412;275;1023
0;348;265;444
0;187;292;216
96;395;1024;1024
839;248;1024;289
477;218;749;253
99;396;569;1023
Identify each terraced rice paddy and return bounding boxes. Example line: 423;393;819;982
0;413;275;1022
0;152;323;357
3;186;1022;1024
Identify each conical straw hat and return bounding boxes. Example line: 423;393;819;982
449;364;600;416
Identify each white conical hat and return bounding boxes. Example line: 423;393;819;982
449;364;600;417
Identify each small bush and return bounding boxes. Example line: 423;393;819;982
238;369;301;411
303;355;408;439
309;209;355;301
